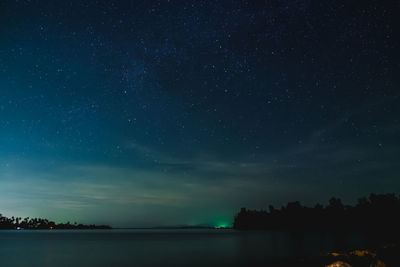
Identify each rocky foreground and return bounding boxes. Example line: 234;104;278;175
277;244;399;267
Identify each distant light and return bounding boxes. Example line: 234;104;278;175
49;226;54;230
215;223;229;229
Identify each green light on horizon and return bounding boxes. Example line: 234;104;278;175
215;222;230;228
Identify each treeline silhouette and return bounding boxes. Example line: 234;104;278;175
234;193;400;234
0;214;111;230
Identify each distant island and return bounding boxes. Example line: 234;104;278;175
0;214;111;230
234;193;400;236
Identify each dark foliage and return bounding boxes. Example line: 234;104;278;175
0;214;111;230
234;193;400;236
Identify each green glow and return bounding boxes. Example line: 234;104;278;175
215;222;230;228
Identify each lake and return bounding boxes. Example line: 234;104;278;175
0;229;370;266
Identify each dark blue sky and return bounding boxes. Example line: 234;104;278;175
0;0;398;227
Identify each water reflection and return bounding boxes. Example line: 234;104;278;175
0;229;371;266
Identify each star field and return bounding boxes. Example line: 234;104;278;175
0;0;398;227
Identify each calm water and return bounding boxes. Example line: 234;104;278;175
0;229;370;266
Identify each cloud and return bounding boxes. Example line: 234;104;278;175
0;159;258;226
1;117;399;227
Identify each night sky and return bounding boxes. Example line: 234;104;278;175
0;0;398;227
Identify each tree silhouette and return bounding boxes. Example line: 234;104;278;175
0;214;111;230
233;193;400;239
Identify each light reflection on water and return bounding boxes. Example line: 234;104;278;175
0;229;370;266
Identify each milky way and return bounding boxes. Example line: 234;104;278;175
0;0;398;227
